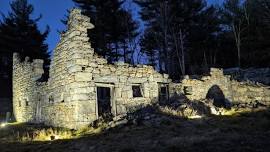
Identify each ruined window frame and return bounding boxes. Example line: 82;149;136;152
160;86;169;99
183;86;192;95
95;83;116;118
18;100;22;107
158;83;170;103
49;94;54;103
25;100;29;106
132;84;143;98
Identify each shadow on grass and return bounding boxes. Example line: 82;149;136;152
1;107;270;152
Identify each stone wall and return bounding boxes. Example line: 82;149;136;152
231;80;270;104
13;53;46;122
13;9;170;129
170;68;270;105
13;9;270;129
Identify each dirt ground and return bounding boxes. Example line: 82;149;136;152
0;109;270;152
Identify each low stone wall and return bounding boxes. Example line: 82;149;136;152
231;81;270;104
170;68;270;105
170;69;232;101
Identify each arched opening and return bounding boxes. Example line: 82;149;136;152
206;85;227;108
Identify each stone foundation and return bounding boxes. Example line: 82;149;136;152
12;9;270;129
170;68;270;106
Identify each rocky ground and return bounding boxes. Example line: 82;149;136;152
0;100;270;152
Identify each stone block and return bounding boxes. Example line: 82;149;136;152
93;69;100;74
89;62;98;68
71;94;90;101
68;65;82;73
94;76;118;83
114;87;122;98
116;105;127;115
100;68;111;75
76;59;89;66
77;102;96;115
127;77;148;83
70;87;94;94
119;76;127;83
75;72;92;82
67;31;81;39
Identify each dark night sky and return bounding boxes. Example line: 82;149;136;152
0;0;224;54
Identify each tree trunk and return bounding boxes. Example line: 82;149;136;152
179;29;186;75
232;24;241;68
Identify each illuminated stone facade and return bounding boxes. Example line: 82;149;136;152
13;9;270;129
13;9;170;129
170;68;270;105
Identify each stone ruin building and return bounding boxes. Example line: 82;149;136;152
13;9;270;129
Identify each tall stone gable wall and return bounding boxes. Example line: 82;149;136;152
13;9;170;129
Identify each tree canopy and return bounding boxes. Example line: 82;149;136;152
0;0;50;66
72;0;139;64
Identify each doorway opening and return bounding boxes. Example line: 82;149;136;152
206;85;226;107
97;87;112;118
159;83;169;105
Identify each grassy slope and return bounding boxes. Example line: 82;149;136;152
0;109;270;152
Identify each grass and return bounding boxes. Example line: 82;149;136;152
0;108;270;152
0;123;76;142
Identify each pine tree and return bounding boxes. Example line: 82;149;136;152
221;0;248;68
135;0;220;78
135;0;177;73
0;0;49;111
241;0;270;67
0;0;50;82
72;0;139;64
219;0;270;68
139;28;158;67
0;0;50;69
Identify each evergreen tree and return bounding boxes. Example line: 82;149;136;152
72;0;139;64
241;0;270;67
221;0;248;68
135;0;220;78
134;0;172;73
0;0;50;70
220;0;270;68
0;0;49;112
139;28;159;67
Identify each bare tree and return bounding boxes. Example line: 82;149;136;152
171;28;186;76
260;0;270;28
232;19;247;68
223;0;249;68
122;0;140;64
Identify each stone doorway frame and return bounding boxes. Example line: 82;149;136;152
95;83;116;119
158;83;170;104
